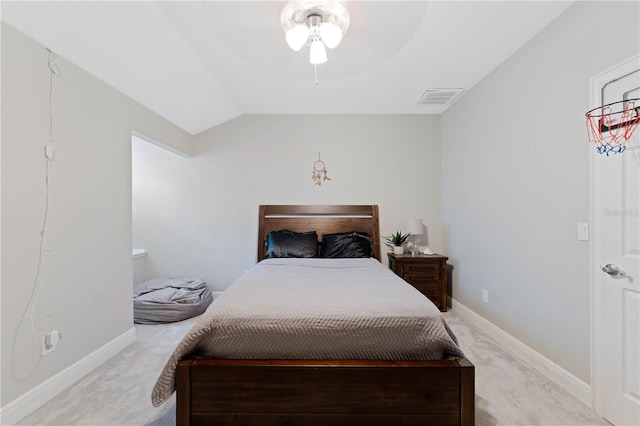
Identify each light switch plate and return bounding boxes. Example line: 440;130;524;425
577;223;589;241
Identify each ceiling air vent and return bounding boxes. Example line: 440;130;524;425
416;88;465;106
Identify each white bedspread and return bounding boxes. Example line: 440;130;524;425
151;258;464;406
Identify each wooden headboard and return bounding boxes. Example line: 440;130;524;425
257;205;380;261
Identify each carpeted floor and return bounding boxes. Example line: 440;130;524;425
17;308;609;426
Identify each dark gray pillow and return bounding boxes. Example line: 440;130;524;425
265;230;318;258
321;232;373;258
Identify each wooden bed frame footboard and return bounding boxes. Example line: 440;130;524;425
176;358;475;426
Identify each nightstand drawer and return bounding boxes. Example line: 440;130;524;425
403;273;439;285
406;279;439;292
411;282;440;296
407;282;441;303
388;253;448;312
403;263;439;276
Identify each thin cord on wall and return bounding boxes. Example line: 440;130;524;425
11;48;60;382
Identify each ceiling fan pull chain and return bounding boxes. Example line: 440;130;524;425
314;64;319;86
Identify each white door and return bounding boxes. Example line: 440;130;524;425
592;56;640;426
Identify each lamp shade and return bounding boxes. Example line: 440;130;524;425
405;219;424;235
309;39;327;64
286;25;310;51
319;22;343;48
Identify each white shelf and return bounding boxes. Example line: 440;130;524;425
132;249;147;258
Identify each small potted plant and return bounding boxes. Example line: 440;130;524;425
384;231;411;255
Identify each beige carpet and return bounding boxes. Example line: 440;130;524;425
17;308;608;426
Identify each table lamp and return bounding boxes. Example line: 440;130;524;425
404;219;423;257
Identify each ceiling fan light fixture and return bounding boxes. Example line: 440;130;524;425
318;22;342;48
309;39;327;64
286;25;310;51
281;0;349;65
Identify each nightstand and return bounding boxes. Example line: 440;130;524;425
387;253;448;312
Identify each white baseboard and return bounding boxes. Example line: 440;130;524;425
450;297;592;407
0;327;136;425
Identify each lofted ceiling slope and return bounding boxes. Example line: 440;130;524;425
1;1;574;135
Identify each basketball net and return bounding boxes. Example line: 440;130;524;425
586;98;640;155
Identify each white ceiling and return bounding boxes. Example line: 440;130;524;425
1;1;574;135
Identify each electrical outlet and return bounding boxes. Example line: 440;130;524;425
482;289;489;304
42;330;61;355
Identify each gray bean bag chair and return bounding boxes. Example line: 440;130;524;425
133;277;213;324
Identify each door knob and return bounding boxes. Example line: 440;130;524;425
601;264;626;277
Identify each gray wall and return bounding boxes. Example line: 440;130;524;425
132;114;442;289
441;1;639;383
1;23;192;405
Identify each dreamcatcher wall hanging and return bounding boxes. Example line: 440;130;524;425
312;153;331;186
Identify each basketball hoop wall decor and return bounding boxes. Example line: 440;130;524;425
586;98;640;155
312;153;331;186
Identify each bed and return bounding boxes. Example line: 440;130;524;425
152;205;475;425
